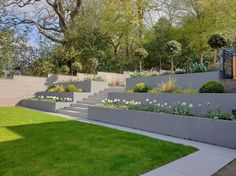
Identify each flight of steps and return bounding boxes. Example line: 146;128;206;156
58;87;124;118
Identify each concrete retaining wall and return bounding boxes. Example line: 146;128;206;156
88;106;236;149
126;71;220;89
108;93;236;113
60;81;108;93
20;99;71;112
0;76;51;106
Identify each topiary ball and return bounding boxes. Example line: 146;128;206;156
199;81;225;93
134;83;149;93
65;84;78;92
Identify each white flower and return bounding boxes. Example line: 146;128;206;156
164;102;168;106
189;104;193;108
146;98;149;102
123;99;126;103
153;100;157;103
117;99;120;102
102;100;105;103
157;103;160;106
207;102;211;106
149;102;153;104
198;104;202;107
182;102;186;106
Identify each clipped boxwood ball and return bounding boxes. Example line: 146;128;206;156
134;83;149;93
199;81;225;93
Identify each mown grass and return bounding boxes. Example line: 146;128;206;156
0;107;196;176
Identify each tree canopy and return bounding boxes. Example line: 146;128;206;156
0;0;236;76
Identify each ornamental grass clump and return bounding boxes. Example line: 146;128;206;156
47;84;65;92
158;77;177;93
65;84;84;92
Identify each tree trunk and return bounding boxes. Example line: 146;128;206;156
159;58;162;71
139;59;142;72
200;52;204;65
171;58;174;73
213;49;218;66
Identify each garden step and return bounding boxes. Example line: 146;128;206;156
64;106;88;113
71;103;96;108
77;100;100;105
58;109;88;118
82;97;104;102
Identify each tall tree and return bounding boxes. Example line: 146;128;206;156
1;0;83;44
0;30;16;77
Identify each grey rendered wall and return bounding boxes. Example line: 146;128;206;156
108;93;236;113
20;99;71;112
60;81;108;93
35;92;92;102
88;106;236;149
126;71;219;89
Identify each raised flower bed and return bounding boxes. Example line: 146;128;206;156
88;106;236;149
20;95;72;112
126;71;219;89
35;92;92;102
108;93;236;113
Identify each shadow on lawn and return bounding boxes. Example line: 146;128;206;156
0;120;196;176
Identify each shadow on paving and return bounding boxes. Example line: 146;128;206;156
0;120;196;176
213;159;236;176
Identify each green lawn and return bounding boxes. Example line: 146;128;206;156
0;107;196;176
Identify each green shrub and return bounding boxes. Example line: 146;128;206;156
65;84;84;92
199;81;225;93
61;66;70;74
134;83;149;92
47;84;65;92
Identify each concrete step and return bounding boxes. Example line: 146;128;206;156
71;103;96;108
83;97;104;102
77;100;100;105
88;93;108;99
64;106;88;113
58;109;88;118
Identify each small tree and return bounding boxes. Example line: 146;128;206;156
61;65;70;75
164;40;181;72
134;48;148;72
88;58;99;78
208;34;227;66
72;62;83;74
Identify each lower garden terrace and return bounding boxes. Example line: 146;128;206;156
0;107;196;176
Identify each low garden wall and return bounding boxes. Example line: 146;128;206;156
126;71;220;89
108;93;236;113
35;92;92;102
20;100;71;112
60;81;108;93
88;106;236;149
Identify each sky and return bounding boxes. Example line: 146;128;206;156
5;0;161;49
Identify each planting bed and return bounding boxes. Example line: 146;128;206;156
88;106;236;149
